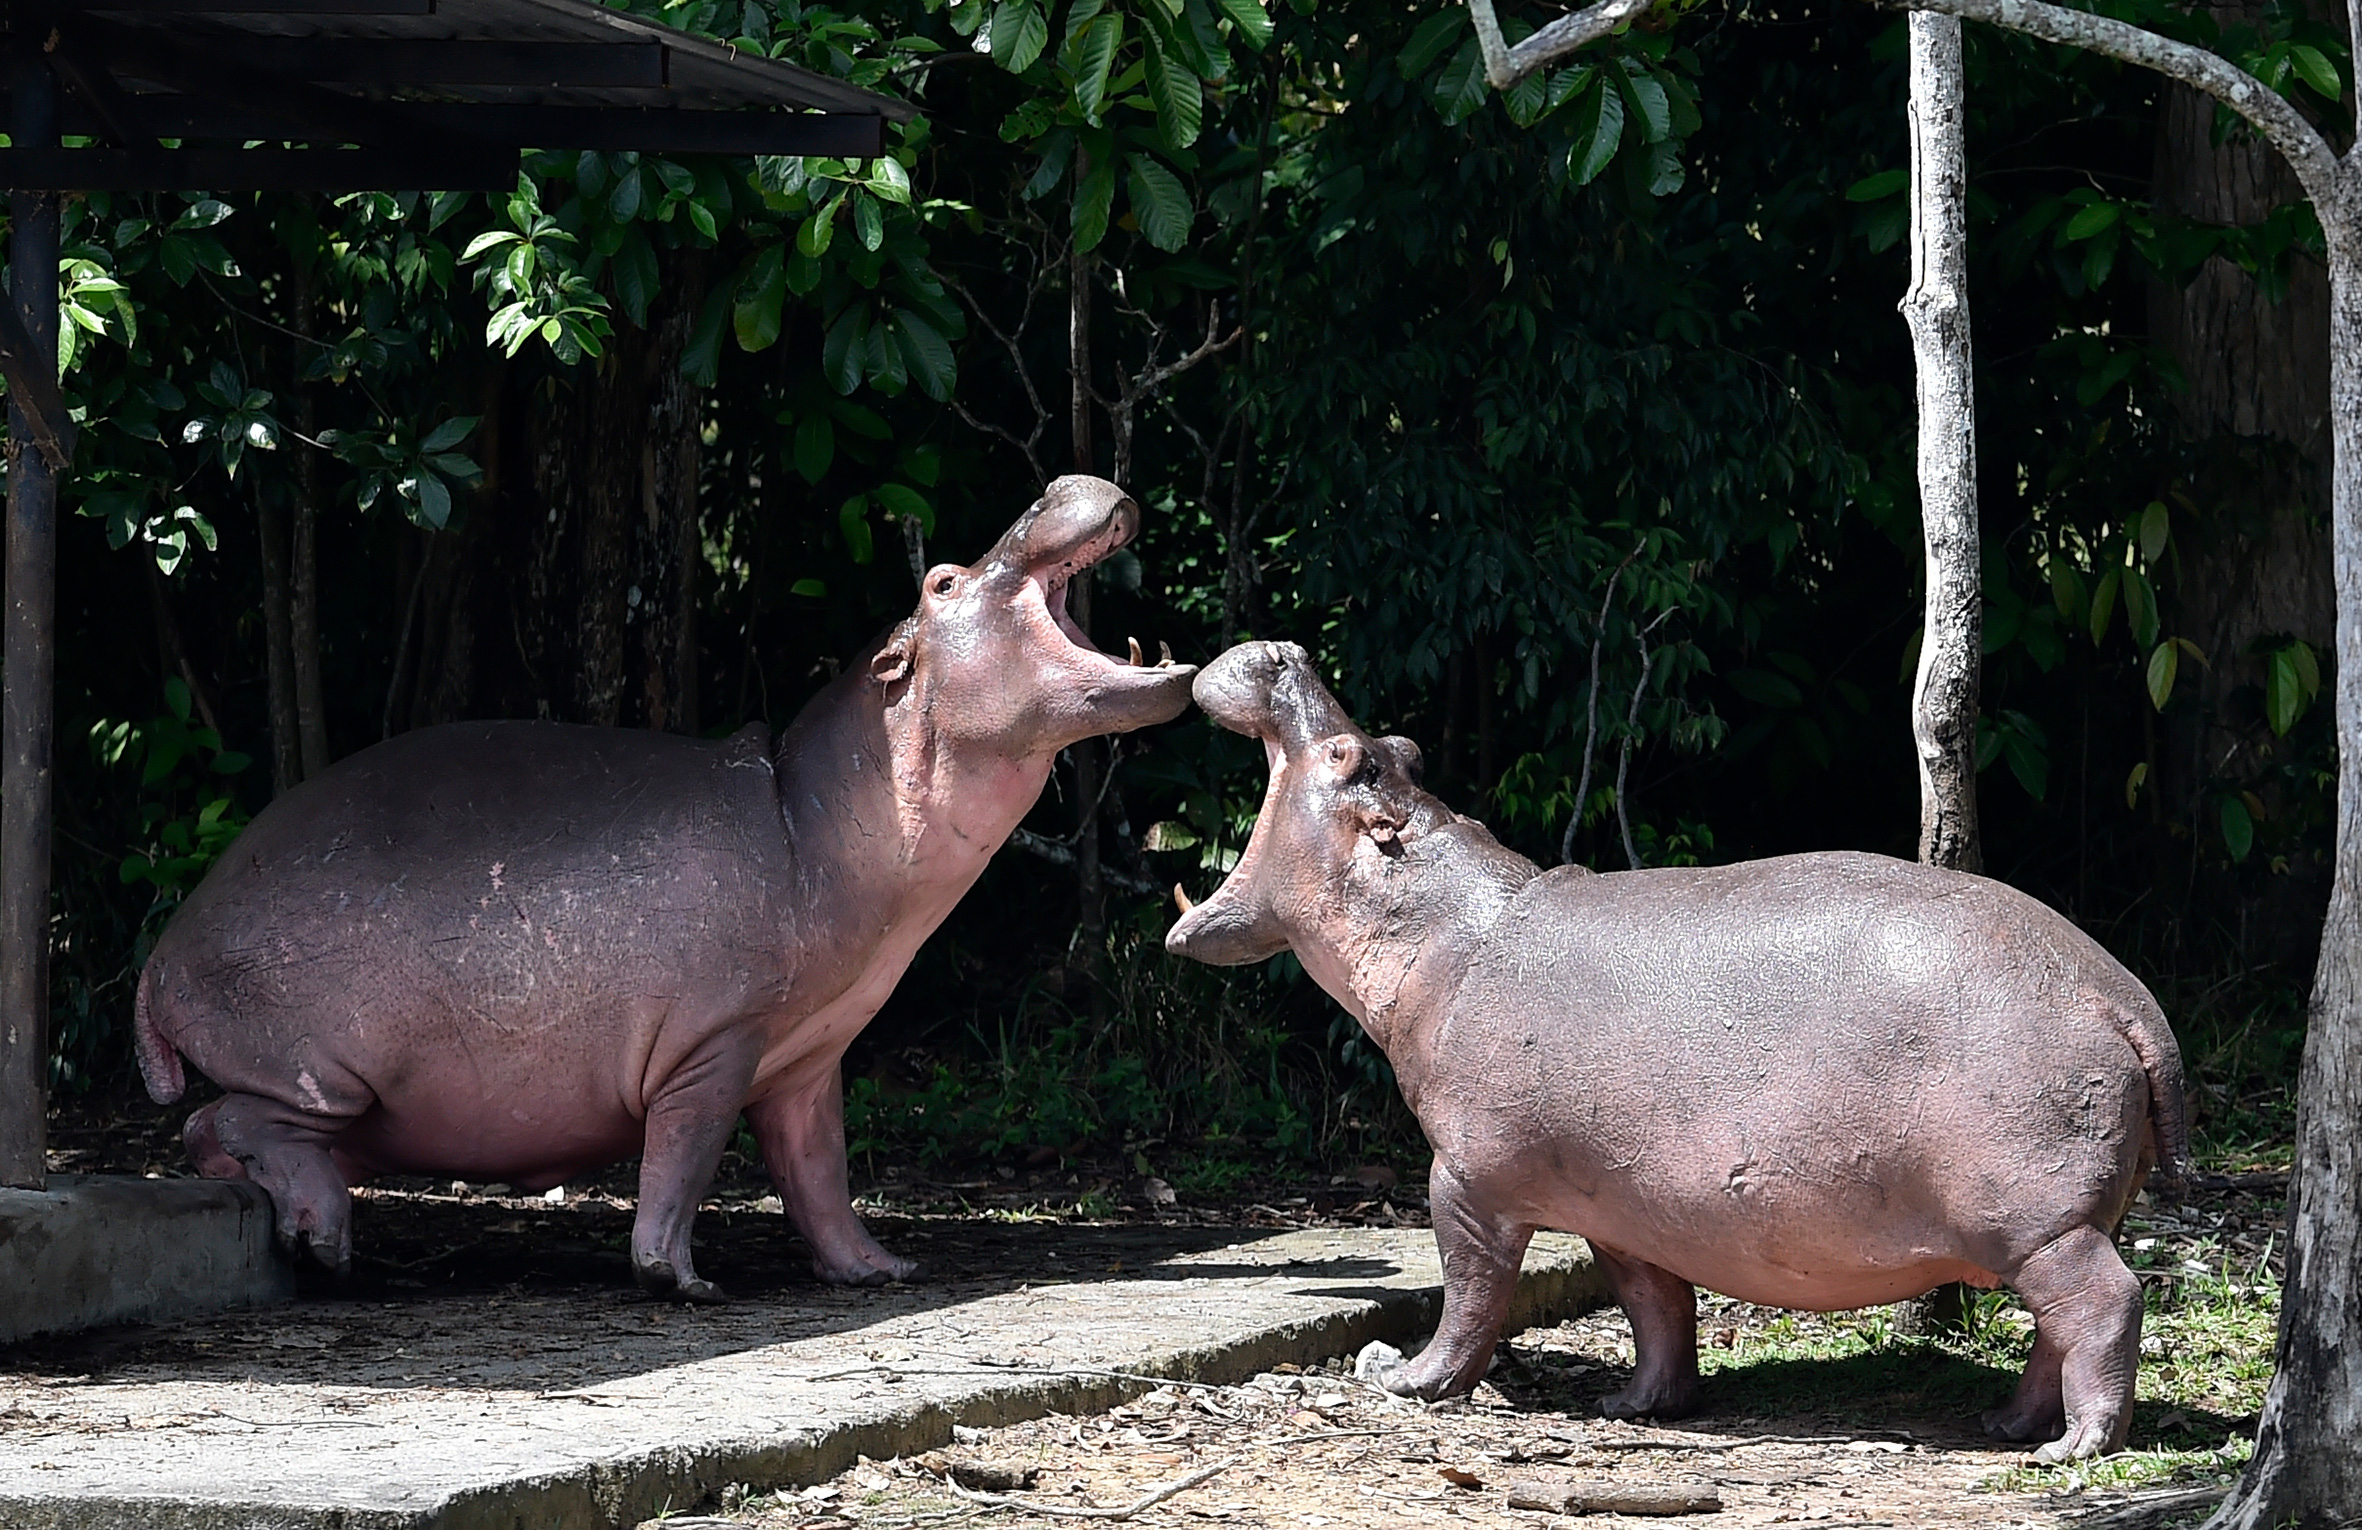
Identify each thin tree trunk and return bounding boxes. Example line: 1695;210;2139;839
1894;10;1981;1342
2209;202;2362;1530
1901;11;1983;874
1068;235;1106;978
145;562;222;736
290;256;329;779
255;482;303;796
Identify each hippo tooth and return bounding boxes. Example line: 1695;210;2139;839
1173;883;1195;914
1159;641;1175;667
1128;636;1145;666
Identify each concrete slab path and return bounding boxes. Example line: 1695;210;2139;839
0;1226;1602;1530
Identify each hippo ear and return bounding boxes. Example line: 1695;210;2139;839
1376;735;1424;785
870;617;918;688
1316;734;1366;779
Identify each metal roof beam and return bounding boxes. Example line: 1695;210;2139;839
7;92;887;154
0;145;519;188
229;38;667;86
83;0;438;12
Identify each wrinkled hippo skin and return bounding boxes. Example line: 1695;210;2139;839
136;477;1193;1300
1166;642;2188;1463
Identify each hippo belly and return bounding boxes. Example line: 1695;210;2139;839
142;720;799;1185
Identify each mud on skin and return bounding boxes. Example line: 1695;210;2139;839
134;476;1195;1302
1164;640;2189;1465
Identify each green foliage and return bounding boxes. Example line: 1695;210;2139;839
93;680;253;928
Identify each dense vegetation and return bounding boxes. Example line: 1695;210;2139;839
25;0;2340;1182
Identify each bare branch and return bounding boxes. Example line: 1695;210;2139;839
1467;0;1655;91
943;263;1054;490
1874;0;2344;201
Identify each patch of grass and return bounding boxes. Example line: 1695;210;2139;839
1169;1155;1255;1196
1980;1434;2250;1496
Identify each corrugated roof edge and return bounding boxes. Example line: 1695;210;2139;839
518;0;920;123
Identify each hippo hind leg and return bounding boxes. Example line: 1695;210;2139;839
630;1034;762;1304
1591;1243;1702;1421
747;1066;921;1287
1371;1163;1534;1400
1989;1224;2142;1462
197;1094;356;1275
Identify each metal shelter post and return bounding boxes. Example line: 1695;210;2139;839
0;39;56;1191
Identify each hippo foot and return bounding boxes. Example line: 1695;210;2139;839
1599;1377;1701;1422
635;1256;729;1304
811;1253;924;1288
275;1226;352;1279
1979;1400;2064;1447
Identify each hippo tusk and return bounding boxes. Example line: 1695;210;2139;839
1173;883;1195;914
1159;641;1175;667
1128;636;1145;666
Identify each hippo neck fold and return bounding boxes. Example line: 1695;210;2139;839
1312;818;1542;1101
768;652;1054;987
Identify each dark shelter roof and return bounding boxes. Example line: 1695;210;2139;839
0;0;915;191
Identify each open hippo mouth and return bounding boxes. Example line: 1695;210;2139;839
1014;476;1192;684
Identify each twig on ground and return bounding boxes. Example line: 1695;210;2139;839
942;1456;1234;1520
2064;1484;2232;1529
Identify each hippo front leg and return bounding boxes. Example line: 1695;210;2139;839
1370;1163;1534;1400
632;1034;762;1304
747;1065;921;1287
1590;1242;1702;1420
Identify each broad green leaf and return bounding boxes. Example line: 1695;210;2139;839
1214;0;1271;49
734;245;788;352
2047;557;2084;621
2089;565;2119;644
875;481;936;535
420;415;479;453
2145;641;2178;711
990;0;1050;72
1614;63;1671;143
2125;565;2160;649
612;226;659;326
854;192;885;251
795;414;836;483
1072;151;1117;250
1846;168;1907;202
1570;78;1624;187
608;167;644;222
2138;500;2169;563
868;156;913;205
460;229;519;262
864;312;908;393
1071;14;1121;118
2125;760;2148;810
2267;640;2320;735
1064;0;1106;43
2221;794;2254;861
412;472;452;530
2060;201;2120;241
2291;44;2342;100
1127;155;1193;251
840;494;875;563
1144;29;1204;148
823;305;869;394
1504;67;1550;128
1432;38;1488;126
790;578;828;598
1397;10;1464;78
892;309;957;401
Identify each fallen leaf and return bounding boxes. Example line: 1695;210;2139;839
1440;1466;1483;1489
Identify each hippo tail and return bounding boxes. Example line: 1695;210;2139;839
133;960;186;1105
2119;999;2190;1199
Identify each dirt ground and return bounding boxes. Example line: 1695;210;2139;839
33;1093;2280;1530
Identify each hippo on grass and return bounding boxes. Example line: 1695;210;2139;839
1164;642;2186;1463
135;476;1194;1301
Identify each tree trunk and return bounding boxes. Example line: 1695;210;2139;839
412;260;703;732
1068;236;1106;975
2147;20;2337;968
290;258;330;779
1901;11;1983;874
2207;194;2362;1530
254;483;303;796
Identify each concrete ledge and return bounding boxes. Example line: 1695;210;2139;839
0;1226;1604;1530
0;1174;294;1344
